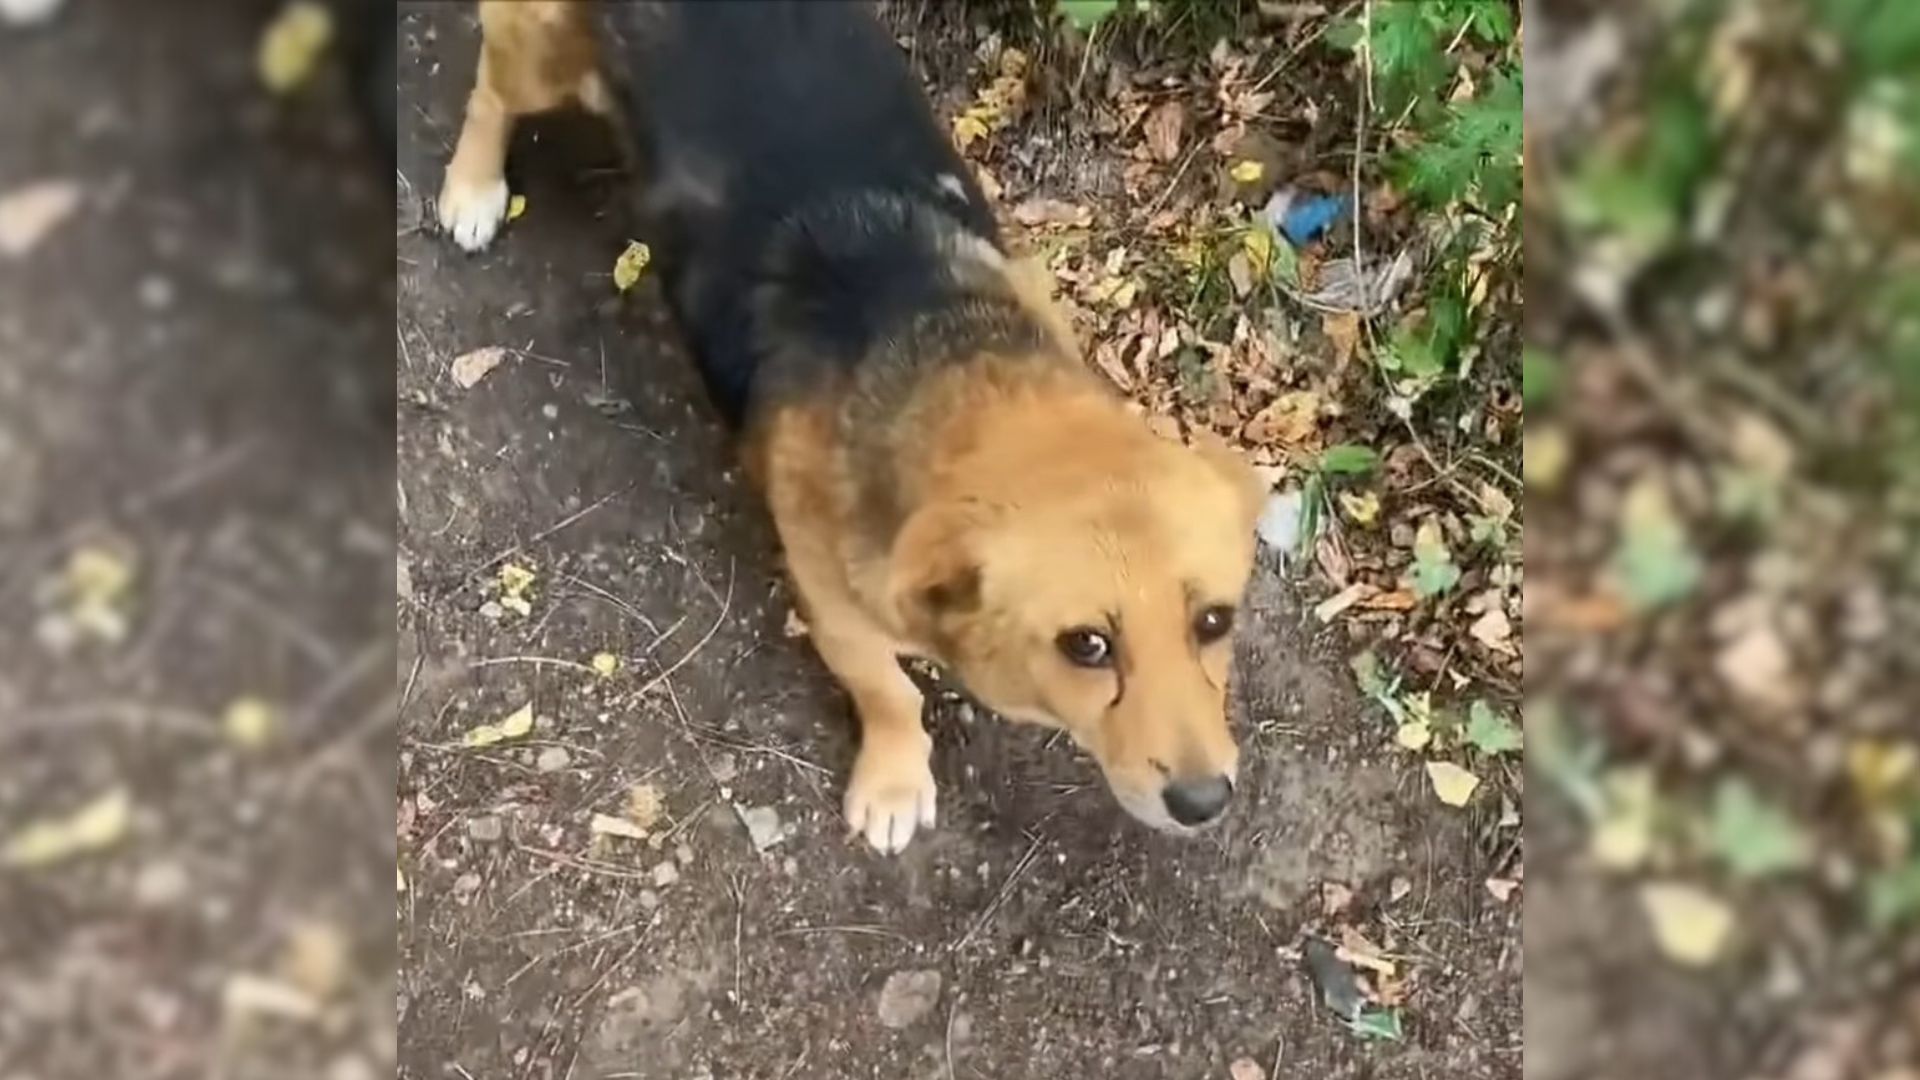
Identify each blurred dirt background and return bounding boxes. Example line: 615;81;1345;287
393;2;1522;1078
1525;0;1920;1077
0;1;393;1078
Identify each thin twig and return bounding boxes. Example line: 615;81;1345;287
952;833;1045;950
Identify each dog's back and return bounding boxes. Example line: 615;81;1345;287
596;1;1003;425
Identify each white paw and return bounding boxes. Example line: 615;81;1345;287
437;174;508;252
844;742;937;855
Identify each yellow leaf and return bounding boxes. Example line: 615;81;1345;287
1230;159;1265;184
463;703;535;748
1590;766;1658;871
1425;761;1480;807
223;696;279;750
397;864;407;892
4;788;133;868
952;112;990;149
1242;227;1275;274
612;241;652;292
1639;882;1735;967
1395;720;1433;751
506;194;527;221
257;0;334;95
1848;739;1917;804
1338;491;1380;526
590;652;619;678
498;562;535;598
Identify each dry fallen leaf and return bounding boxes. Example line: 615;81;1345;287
1313;582;1372;623
0;178;82;259
1011;197;1093;229
1485;877;1520;902
497;562;535;617
4;788;133;868
462;703;535;748
1396;720;1434;751
1228;1058;1266;1080
626;783;665;831
1143;100;1186;162
257;0;333;95
1338;490;1380;526
1338;926;1397;977
1322;311;1361;366
589;813;647;840
450;346;508;389
223;973;323;1024
1230;159;1265;184
613;240;652;292
279;920;351;1001
1426;761;1480;807
506;193;527;221
1469;606;1516;655
1639;882;1735;967
590;652;619;678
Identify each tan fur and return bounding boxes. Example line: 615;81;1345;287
446;2;1266;852
438;1;606;250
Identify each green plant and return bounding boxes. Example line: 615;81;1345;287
1298;443;1380;552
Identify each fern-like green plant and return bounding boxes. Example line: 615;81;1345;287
1397;68;1521;213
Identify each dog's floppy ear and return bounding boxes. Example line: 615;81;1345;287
888;500;988;646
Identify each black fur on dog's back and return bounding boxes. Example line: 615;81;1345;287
595;1;1008;427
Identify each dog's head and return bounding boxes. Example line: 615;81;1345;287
889;402;1265;833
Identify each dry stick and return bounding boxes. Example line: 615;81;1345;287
469;655;601;676
453;483;638;595
563;572;662;635
632;559;735;698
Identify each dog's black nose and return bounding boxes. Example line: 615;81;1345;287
1162;775;1233;826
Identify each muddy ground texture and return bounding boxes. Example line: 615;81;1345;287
0;1;393;1078
394;5;1519;1080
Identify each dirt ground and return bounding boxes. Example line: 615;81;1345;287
0;1;393;1078
393;6;1519;1079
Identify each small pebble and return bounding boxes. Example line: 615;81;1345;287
737;804;783;851
651;861;679;887
467;815;503;843
535;746;571;772
875;969;942;1029
638;889;660;911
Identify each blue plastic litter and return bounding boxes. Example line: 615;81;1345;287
1277;193;1352;246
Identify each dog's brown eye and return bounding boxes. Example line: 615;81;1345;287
1195;605;1235;644
1056;627;1113;668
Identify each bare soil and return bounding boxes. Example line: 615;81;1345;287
0;1;393;1077
393;6;1519;1080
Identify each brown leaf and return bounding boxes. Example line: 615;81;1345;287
1242;390;1321;448
1143;100;1186;163
1313;582;1372;624
1469;607;1515;655
1358;588;1417;611
1322;311;1361;367
450;346;508;390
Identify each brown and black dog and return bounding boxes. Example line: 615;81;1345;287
438;1;1265;854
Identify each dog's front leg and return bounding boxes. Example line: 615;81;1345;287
803;596;937;855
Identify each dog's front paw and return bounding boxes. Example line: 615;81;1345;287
844;734;936;855
437;172;509;252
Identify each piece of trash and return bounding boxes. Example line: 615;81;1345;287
1425;761;1481;806
612;240;651;291
462;702;535;748
1260;189;1352;247
1302;937;1364;1020
1304;249;1416;315
590;652;619;678
1255;489;1304;556
4;787;133;868
1639;881;1735;967
0;178;82;258
450;346;508;389
257;0;333;95
1347;1006;1404;1041
737;804;783;851
223;696;279;750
